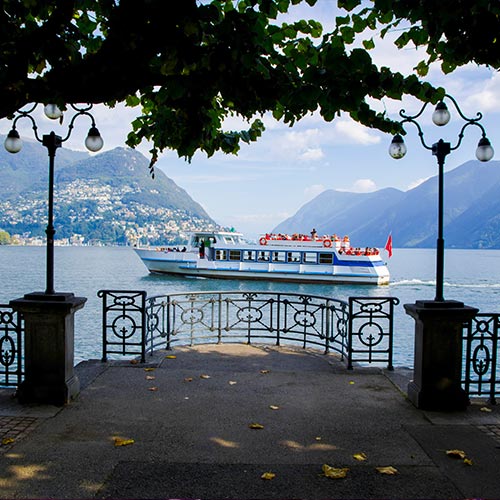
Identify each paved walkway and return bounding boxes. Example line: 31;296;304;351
0;344;499;499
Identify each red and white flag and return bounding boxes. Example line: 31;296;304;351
384;233;393;258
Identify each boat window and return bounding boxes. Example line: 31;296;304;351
303;252;317;264
319;253;334;265
257;251;270;261
215;250;227;260
287;252;301;263
272;252;286;263
229;250;241;261
243;251;256;261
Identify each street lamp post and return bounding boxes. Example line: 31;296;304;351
389;94;494;302
388;95;494;411
4;103;104;296
5;103;104;405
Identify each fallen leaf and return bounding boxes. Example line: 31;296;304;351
260;369;270;374
322;464;349;479
114;437;135;447
349;381;355;385
200;374;211;379
1;437;15;446
480;407;492;413
464;458;473;466
269;405;280;410
376;466;398;475
148;387;158;392
261;472;276;480
315;436;322;441
184;377;193;382
249;423;264;430
353;452;368;461
165;355;177;359
145;375;155;380
144;367;155;372
229;381;237;385
446;449;466;459
130;359;139;365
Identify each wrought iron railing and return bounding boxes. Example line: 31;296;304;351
463;313;499;404
0;304;24;387
146;291;349;355
348;297;400;370
98;290;147;362
99;289;397;369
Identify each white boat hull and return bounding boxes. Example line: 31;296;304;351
134;248;390;285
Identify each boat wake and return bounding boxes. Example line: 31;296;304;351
391;279;500;289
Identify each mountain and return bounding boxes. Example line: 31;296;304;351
273;160;500;249
0;139;219;245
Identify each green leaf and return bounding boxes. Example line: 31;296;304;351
362;38;375;50
415;60;429;77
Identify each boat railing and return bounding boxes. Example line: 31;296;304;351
98;289;398;370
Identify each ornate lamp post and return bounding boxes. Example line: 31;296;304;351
389;94;494;302
4;103;104;296
388;94;494;411
5;103;103;405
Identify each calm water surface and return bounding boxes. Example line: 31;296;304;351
1;246;500;366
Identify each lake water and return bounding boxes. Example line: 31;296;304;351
1;246;500;367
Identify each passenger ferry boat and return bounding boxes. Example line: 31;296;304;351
134;230;390;285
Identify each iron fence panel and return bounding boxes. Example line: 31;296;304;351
348;297;400;370
0;304;23;387
98;290;147;362
463;313;499;403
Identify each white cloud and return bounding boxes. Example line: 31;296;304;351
304;184;326;200
351;178;377;192
299;148;325;161
462;70;500;113
407;176;430;190
331;119;381;145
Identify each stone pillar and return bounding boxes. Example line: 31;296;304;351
10;292;87;406
404;300;478;411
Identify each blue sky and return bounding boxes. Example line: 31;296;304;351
3;3;500;238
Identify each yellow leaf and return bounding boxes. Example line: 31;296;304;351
315;436;322;441
249;423;264;430
322;464;349;479
376;466;398;475
269;405;280;410
130;359;139;365
165;355;177;359
229;380;237;385
353;452;368;461
145;375;155;380
184;377;193;382
480;407;492;413
1;437;15;446
349;381;355;385
114;437;135;447
464;458;473;466
200;374;211;379
144;367;155;372
261;472;276;480
260;369;270;374
446;449;466;459
148;387;158;392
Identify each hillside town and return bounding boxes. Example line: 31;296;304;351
0;178;220;246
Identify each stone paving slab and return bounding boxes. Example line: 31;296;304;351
98;462;462;500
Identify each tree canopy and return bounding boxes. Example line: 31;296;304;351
1;0;498;166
